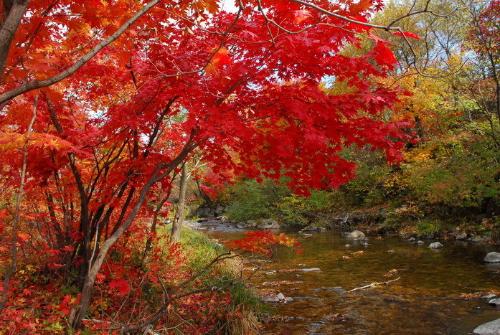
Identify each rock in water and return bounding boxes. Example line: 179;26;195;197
300;225;326;233
347;230;366;240
488;298;500;306
429;242;443;249
257;219;280;229
473;318;500;335
262;292;293;303
484;252;500;263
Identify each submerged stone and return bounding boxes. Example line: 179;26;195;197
301;267;321;272
473;318;500;335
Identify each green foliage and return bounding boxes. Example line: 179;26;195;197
225;179;289;222
224;179;334;228
403;129;499;208
340;160;392;207
416;219;442;238
169;226;263;315
276;191;333;227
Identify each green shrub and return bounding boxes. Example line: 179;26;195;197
225;179;289;222
276;190;333;227
404;131;499;208
416;219;442;238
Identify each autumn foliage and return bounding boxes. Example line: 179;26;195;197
0;0;413;333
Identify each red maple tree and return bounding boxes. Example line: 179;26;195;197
0;0;414;332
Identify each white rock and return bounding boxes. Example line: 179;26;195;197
301;268;321;272
262;292;293;303
429;242;443;249
347;230;366;240
257;219;280;229
488;298;500;306
473;318;500;335
484;252;500;263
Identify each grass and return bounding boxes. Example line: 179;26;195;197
157;224;264;334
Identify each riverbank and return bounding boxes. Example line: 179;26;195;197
0;225;262;334
188;209;499;247
163;226;263;334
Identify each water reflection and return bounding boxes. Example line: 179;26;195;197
208;231;500;335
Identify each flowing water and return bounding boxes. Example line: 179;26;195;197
206;230;500;335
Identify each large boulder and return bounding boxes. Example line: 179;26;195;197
346;230;366;240
257;219;280;229
473;318;500;335
484;252;500;263
429;242;443;249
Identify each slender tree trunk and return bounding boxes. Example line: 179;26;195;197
0;0;28;81
0;95;37;310
171;164;188;243
142;190;171;263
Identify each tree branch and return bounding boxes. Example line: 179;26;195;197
0;0;163;104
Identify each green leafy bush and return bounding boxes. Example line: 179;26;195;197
404;131;499;208
225;179;289;222
416;219;442;238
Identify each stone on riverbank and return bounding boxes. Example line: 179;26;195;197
347;230;366;240
257;219;280;229
300;225;327;233
473;318;500;335
484;252;500;263
429;242;443;249
470;235;489;243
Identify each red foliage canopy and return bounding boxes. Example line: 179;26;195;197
0;0;412;329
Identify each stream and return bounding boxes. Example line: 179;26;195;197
206;229;500;334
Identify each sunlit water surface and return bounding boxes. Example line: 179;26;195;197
206;230;500;334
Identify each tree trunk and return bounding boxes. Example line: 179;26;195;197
0;0;28;80
171;164;188;243
70;139;196;329
0;95;37;310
